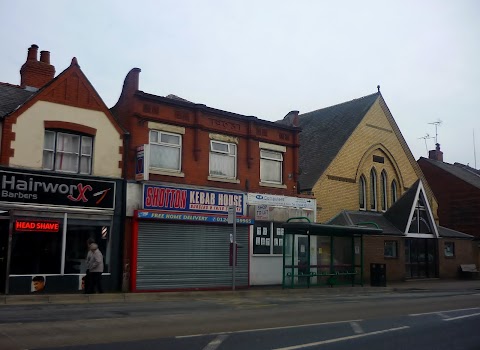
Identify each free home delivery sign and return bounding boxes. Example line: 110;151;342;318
143;184;245;215
0;170;116;209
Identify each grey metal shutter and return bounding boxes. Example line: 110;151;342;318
137;222;248;290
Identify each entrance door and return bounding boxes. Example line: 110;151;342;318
0;220;9;293
405;238;438;279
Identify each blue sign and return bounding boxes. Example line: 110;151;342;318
137;210;254;224
143;184;245;215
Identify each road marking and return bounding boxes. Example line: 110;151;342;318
436;312;449;319
443;312;480;321
409;307;480;316
176;319;363;338
272;326;410;350
202;334;228;350
350;321;364;334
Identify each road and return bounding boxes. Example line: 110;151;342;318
0;289;479;349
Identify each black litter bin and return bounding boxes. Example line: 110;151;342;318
370;263;386;287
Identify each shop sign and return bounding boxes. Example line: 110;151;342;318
0;170;116;209
137;210;253;224
15;220;61;232
135;145;150;181
143;184;245;215
247;192;316;210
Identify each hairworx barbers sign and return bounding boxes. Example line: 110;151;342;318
0;170;115;209
143;184;245;215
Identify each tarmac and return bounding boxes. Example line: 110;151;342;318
1;278;479;306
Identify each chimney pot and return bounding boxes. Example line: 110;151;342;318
428;143;443;162
27;44;39;61
40;51;50;64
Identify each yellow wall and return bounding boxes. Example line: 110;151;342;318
312;98;438;222
10;101;122;178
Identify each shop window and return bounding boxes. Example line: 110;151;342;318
253;222;270;254
43;130;92;174
381;170;387;211
209;140;237;179
359;175;366;210
10;219;63;275
260;149;283;184
370;168;377;211
384;241;398;258
64;224;110;274
272;223;285;255
149;130;182;171
10;218;111;275
444;242;455;257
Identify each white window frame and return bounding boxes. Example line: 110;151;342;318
260;149;283;184
43;130;93;175
209;140;237;179
149;130;182;172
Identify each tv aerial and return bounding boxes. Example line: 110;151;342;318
418;133;434;153
428;119;442;144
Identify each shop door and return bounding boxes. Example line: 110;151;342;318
0;221;9;293
405;238;438;279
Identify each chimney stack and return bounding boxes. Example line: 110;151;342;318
20;44;55;90
283;110;300;127
428;143;444;162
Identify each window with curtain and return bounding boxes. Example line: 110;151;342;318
391;180;398;205
381;171;387;211
370;168;377;210
149;130;182;171
43;130;92;174
359;175;366;210
209;140;237;178
260;149;283;184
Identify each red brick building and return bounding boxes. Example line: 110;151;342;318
0;45;125;294
112;68;312;291
418;144;480;266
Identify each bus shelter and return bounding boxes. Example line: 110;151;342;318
282;218;382;288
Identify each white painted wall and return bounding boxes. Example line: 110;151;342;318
10;101;122;178
126;182;142;217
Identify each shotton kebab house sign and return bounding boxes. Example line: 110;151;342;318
0;170;115;209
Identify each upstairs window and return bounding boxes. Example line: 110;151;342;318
370;168;377;211
209;140;237;178
359;175;366;210
43;131;92;174
149;130;182;172
381;171;387;211
260;149;283;184
391;180;398;205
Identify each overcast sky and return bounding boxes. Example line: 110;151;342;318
1;1;479;167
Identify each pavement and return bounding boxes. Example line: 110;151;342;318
1;278;479;306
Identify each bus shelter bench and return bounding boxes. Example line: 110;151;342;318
459;264;479;279
286;271;357;287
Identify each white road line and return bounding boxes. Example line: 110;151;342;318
273;326;410;350
176;319;363;338
436;312;449;319
350;321;364;334
443;312;480;321
202;334;228;350
409;307;480;317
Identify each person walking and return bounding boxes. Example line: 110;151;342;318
85;238;104;294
